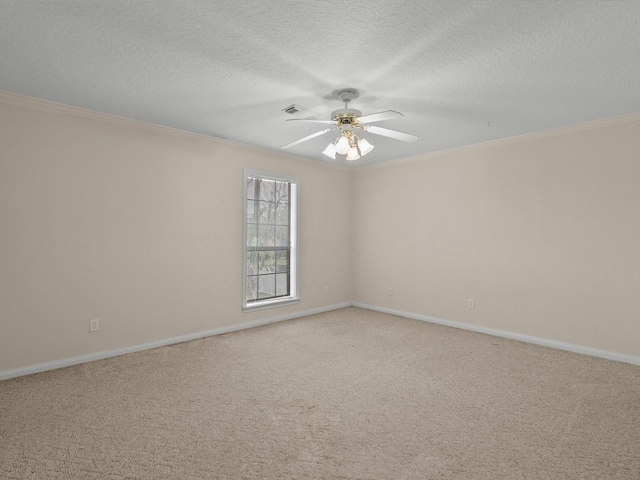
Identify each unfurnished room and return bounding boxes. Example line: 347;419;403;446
1;1;640;479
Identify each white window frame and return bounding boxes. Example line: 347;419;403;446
242;169;299;312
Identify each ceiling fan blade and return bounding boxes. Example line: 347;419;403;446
286;118;337;125
356;110;404;124
364;125;418;143
281;128;335;149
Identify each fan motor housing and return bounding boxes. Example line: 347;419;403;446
331;109;362;125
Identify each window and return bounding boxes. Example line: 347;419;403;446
243;169;298;311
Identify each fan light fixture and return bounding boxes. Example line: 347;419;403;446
281;88;418;161
322;130;374;161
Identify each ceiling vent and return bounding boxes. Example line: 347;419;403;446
281;104;320;119
282;104;302;115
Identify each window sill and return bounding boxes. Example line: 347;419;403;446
243;297;300;313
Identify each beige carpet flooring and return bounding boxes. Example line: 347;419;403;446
1;307;639;479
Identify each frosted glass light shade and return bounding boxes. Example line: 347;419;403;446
346;146;360;161
322;142;336;159
357;137;374;156
335;135;350;154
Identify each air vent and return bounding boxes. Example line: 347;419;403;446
282;104;301;115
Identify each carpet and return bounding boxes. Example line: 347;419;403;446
1;307;639;479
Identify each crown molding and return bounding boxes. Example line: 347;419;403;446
0;90;200;139
0;90;350;172
3;90;637;173
357;111;640;171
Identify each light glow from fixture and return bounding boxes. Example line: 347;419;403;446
335;135;350;155
357;137;374;156
322;142;337;159
324;130;373;161
346;145;360;161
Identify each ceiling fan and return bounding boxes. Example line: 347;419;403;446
281;89;418;161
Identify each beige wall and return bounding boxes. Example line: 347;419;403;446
352;116;640;357
0;93;352;372
2;91;640;376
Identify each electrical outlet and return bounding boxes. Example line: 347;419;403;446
324;285;329;294
89;319;99;332
388;288;394;296
468;299;475;309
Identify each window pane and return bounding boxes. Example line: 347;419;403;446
258;224;275;246
276;202;289;225
275;250;288;273
247;252;258;275
246;276;258;301
275;182;289;203
246;224;257;247
258;251;275;274
276;226;288;247
259;180;276;201
247;177;257;200
246;200;257;224
275;273;289;296
259;201;275;224
258;275;275;298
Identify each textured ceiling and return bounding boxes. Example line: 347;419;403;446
1;0;639;166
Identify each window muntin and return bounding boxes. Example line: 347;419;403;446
243;170;298;311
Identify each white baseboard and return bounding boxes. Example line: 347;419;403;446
352;302;640;367
0;302;352;381
3;301;638;381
